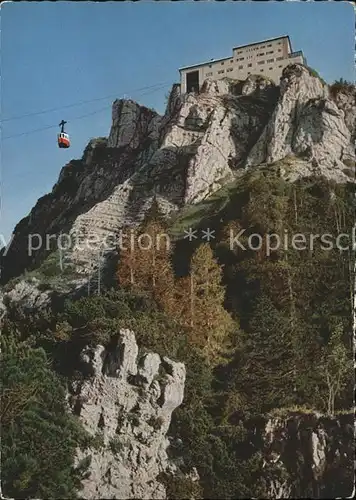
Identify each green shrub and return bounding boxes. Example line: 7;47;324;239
342;158;355;169
148;415;164;431
305;65;327;85
109;436;124;455
330;78;355;98
1;340;85;499
158;472;203;500
127;413;140;427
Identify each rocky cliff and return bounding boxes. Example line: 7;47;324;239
70;329;186;500
259;411;354;498
0;64;355;500
1;64;354;285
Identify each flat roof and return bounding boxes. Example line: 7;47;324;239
179;35;293;72
232;35;291;51
179;55;232;72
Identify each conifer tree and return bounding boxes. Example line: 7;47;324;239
140;196;168;229
239;295;296;412
117;226;139;287
320;323;352;416
117;208;177;317
185;243;235;364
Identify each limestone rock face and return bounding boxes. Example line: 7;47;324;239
292;98;351;174
70;329;186;500
1;64;354;285
200;77;231;96
330;85;356;141
57;76;277;269
0;291;6;321
1;278;52;316
108;99;161;152
241;74;277;98
261;412;354;499
245;65;354;182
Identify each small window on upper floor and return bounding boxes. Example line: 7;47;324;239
279;65;283;68
248;71;251;74
277;56;283;61
218;70;225;74
209;64;212;68
206;72;213;76
278;49;282;52
227;68;233;73
230;59;233;63
269;67;273;70
248;63;252;67
267;59;274;63
238;65;243;69
221;61;224;65
257;60;265;65
267;44;272;47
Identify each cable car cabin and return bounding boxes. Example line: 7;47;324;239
58;132;70;148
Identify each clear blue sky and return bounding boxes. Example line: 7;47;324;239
1;0;354;243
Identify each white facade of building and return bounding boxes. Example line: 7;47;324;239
179;36;306;94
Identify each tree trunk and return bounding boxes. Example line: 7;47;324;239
286;256;297;396
293;188;298;225
190;272;194;328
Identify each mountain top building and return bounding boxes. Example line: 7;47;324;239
179;35;307;93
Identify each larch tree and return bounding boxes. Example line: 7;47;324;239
117;226;139;288
186;243;235;364
117;214;177;317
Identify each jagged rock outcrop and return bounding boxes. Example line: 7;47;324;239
245;65;354;180
0;278;53;316
0;100;162;283
70;329;186;499
1;64;354;286
260;411;354;499
329;84;356;141
0;291;6;321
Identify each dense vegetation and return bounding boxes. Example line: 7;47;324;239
1;334;86;498
1;170;354;498
329;77;355;97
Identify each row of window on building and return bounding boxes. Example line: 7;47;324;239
235;40;283;55
235;48;282;62
205;57;285;77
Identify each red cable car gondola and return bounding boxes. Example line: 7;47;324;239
58;120;70;148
